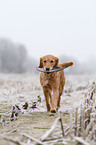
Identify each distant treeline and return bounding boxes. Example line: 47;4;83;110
0;38;95;74
0;38;37;73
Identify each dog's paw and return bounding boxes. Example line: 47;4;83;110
48;111;54;116
51;110;56;113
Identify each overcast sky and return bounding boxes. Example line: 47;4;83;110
0;0;96;62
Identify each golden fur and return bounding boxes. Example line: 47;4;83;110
39;55;73;114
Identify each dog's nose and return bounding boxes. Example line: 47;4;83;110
46;68;50;71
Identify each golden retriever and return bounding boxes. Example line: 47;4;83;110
39;55;73;115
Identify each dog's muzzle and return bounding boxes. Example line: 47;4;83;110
46;68;50;71
45;68;51;74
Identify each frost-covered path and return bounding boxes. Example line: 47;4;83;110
0;74;96;145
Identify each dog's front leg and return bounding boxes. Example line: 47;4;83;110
51;88;59;113
43;87;51;113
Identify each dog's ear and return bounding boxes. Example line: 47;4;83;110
55;57;59;66
39;57;43;68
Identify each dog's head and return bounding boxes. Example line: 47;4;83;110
39;55;59;71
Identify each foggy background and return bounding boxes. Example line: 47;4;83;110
0;0;96;74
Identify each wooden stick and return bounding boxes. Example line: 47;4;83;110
64;126;69;132
43;137;63;141
58;111;65;136
90;91;93;100
40;117;60;141
73;136;90;145
64;130;70;136
74;107;78;136
59;118;64;137
22;133;44;145
88;127;96;140
79;105;82;136
84;118;94;138
4;129;17;134
34;127;49;129
0;134;25;145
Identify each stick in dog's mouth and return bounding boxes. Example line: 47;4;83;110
36;66;68;73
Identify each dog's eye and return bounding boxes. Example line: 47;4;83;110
51;60;54;63
44;60;46;63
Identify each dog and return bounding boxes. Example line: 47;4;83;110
39;55;73;115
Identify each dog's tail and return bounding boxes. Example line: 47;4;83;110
60;62;73;68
